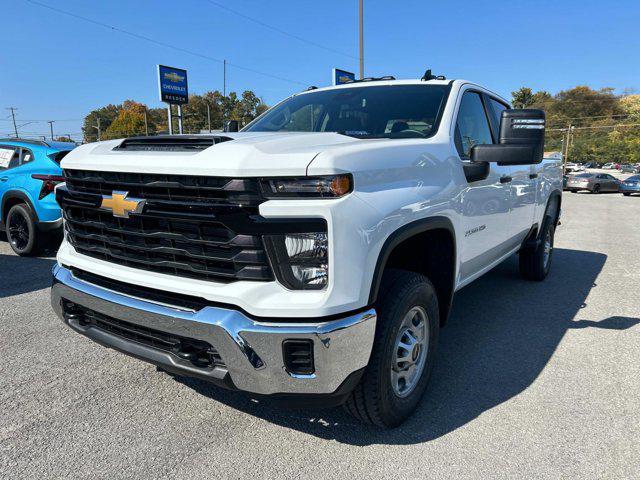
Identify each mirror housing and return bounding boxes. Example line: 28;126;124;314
471;109;545;166
224;120;239;132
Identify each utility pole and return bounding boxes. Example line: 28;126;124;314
206;103;212;132
359;0;364;79
6;107;18;137
223;59;227;97
144;109;149;136
47;120;55;140
562;124;573;172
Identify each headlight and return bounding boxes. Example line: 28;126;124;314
261;174;352;198
264;233;328;290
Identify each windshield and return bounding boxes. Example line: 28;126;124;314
244;84;449;138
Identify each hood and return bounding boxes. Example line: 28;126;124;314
61;132;378;177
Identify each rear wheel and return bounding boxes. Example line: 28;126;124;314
570;189;578;193
344;270;439;428
592;184;601;194
519;218;555;281
5;203;43;256
623;192;631;196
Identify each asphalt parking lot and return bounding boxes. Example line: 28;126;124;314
1;192;638;479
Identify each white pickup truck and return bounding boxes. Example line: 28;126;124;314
51;77;562;427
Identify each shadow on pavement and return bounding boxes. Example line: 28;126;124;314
172;248;616;445
570;317;639;330
0;252;56;298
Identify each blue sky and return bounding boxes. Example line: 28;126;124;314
3;0;640;140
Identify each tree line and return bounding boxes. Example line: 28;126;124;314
511;86;640;164
82;90;268;142
81;84;640;165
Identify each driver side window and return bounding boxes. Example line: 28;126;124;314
454;92;493;158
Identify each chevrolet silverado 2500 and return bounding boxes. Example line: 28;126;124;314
51;78;562;427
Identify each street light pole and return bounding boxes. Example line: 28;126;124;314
47;120;55;140
359;0;364;79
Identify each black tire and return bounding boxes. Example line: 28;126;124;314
623;193;630;196
5;203;42;256
344;270;439;428
592;184;601;194
519;218;555;281
570;190;578;193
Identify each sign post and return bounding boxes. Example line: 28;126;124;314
332;68;355;85
157;65;189;134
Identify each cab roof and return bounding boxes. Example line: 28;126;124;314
295;78;510;105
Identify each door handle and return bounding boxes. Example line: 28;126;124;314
500;176;512;184
0;176;8;182
529;173;538;179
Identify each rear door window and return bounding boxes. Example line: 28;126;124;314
0;146;19;171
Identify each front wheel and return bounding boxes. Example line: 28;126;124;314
344;270;439;428
592;184;601;194
623;192;631;196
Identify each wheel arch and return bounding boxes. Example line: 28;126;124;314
368;216;457;326
1;190;38;225
544;189;562;230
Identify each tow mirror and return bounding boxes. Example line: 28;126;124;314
471;109;545;165
224;120;239;132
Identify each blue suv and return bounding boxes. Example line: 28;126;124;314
0;138;75;255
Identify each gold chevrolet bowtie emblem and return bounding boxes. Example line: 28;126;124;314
100;191;145;218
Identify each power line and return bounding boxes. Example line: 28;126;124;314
547;123;640;132
204;0;357;60
25;0;306;87
0;118;83;122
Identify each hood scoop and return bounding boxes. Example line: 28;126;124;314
114;135;233;152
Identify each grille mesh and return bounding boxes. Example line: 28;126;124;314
61;170;273;283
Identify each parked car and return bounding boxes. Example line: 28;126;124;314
565;162;580;173
620;164;637;174
566;172;620;193
620;174;640;196
563;174;570;190
0;138;75;255
50;77;562;427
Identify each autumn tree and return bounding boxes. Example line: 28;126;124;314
103;101;147;139
82;104;120;142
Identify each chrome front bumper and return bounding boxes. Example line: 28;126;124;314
51;265;376;396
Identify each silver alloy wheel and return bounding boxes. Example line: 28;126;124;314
543;228;553;268
390;306;429;398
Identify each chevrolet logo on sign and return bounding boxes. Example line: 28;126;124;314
164;72;185;83
100;191;145;218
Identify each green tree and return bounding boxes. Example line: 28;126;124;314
82;104;120;142
511;87;534;108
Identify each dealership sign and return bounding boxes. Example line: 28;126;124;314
158;65;188;104
332;68;355;85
